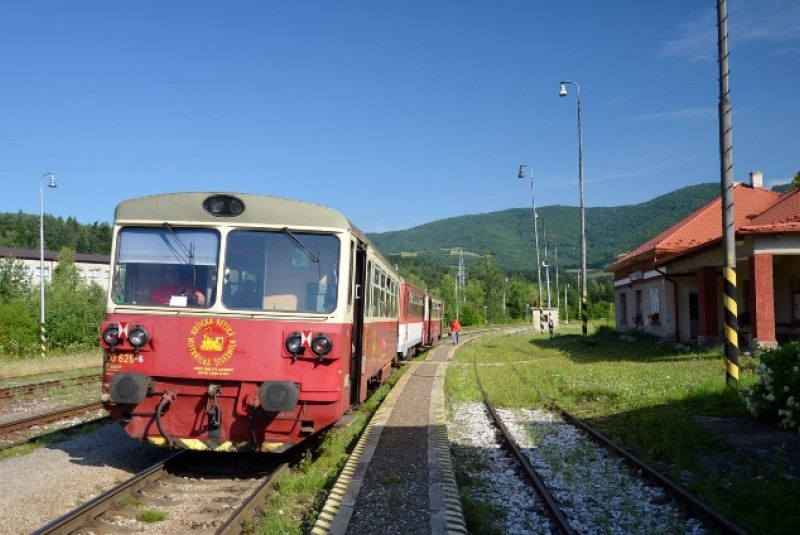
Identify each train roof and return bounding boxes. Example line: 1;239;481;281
114;192;404;277
115;192;363;234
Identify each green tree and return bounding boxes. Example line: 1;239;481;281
46;247;107;350
0;256;33;302
791;169;800;192
0;255;37;355
0;298;38;355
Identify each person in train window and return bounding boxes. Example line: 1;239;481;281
150;265;206;306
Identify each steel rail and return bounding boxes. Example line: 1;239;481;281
473;354;576;535
0;374;101;399
32;451;185;535
215;462;290;534
557;406;751;535
0;415;111;452
0;402;104;436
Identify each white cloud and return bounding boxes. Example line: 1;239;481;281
629;108;716;122
657;1;800;61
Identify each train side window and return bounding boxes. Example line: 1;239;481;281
348;241;355;308
365;260;373;316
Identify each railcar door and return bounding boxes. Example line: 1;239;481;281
350;240;367;406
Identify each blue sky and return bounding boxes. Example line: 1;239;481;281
1;1;798;233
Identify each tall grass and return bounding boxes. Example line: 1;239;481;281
0;350;101;382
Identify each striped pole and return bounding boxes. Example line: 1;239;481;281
40;322;46;359
717;0;739;388
582;294;588;338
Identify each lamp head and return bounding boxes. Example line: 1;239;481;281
518;165;525;179
45;173;56;188
559;84;568;97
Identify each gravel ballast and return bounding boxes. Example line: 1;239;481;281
448;402;707;534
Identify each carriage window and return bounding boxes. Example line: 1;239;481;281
223;230;340;313
111;227;220;307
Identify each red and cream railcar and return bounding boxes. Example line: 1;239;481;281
424;294;444;346
397;280;426;359
99;193;399;452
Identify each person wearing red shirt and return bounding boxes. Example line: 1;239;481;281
149;265;206;306
449;318;461;345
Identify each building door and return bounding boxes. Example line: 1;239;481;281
689;292;699;339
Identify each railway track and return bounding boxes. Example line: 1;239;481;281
0;373;106;452
33;450;290;534
471;353;750;534
0;402;109;452
0;373;101;400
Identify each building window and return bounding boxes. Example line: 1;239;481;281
36;267;51;281
648;287;661;325
649;287;660;314
634;290;643;326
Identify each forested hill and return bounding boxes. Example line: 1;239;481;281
369;183;721;273
0;182;748;271
0;212;112;255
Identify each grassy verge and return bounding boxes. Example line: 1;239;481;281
0;350;101;383
445;323;799;534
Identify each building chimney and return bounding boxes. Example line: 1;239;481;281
750;171;763;189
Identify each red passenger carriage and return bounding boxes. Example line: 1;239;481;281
397;280;426;359
99;193;400;452
425;294;444;346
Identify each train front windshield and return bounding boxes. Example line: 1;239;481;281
111;226;340;314
111;227;220;307
223;230;339;313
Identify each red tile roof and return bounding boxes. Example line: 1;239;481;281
608;184;781;272
740;187;800;234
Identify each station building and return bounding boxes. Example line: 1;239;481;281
606;172;800;351
0;246;111;292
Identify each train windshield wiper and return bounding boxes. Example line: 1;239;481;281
282;227;320;264
163;222;195;264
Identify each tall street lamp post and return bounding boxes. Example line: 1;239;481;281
39;172;57;357
543;259;551;309
518;164;542;308
502;277;507;319
559;81;588;337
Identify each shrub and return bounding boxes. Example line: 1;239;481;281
741;341;800;432
0;299;39;356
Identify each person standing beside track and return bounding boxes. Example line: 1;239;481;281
449;317;461;345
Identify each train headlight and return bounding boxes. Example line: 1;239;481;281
311;334;333;358
128;325;150;349
229;198;245;215
285;332;304;357
203;195;246;217
102;325;120;346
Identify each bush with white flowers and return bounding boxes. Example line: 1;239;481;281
741;341;800;432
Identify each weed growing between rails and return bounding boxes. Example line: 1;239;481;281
444;327;800;534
